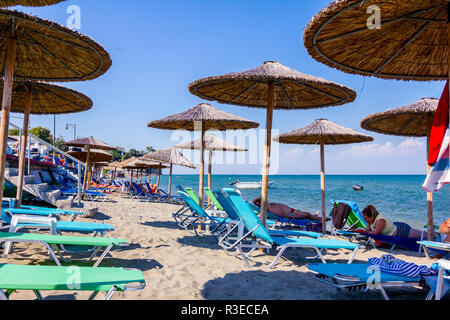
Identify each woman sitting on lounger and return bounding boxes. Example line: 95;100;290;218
252;197;327;221
360;205;423;239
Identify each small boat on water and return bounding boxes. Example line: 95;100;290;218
353;184;364;191
230;179;274;190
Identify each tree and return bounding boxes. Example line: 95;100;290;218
29;126;53;144
8;129;20;136
145;146;156;154
55;136;68;152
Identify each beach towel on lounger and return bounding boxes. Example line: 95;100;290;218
368;255;438;278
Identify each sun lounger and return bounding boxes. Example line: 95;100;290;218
204;188;224;210
362;232;423;252
419;241;450;259
221;188;362;268
330;200;367;231
145;182;182;204
0;264;145;300
213;189;321;241
0;231;128;267
184;187;210;208
307;263;426;300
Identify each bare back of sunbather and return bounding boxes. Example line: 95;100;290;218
252;197;326;221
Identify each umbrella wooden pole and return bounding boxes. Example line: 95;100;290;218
168;164;173;195
15;92;32;208
426;116;434;241
260;83;274;228
320;140;327;234
156;163;161;189
81;147;91;197
208;150;212;205
0;37;17;204
199;127;206;209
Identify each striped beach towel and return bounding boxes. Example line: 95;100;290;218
423;132;450;192
368;255;438;278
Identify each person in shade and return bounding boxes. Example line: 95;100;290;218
252;197;328;221
360;205;424;239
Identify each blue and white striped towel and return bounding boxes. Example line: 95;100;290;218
369;255;439;278
424;132;450;193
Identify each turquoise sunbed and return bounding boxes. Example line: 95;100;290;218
213;189;321;240
307;263;425;300
0;232;128;267
419;241;450;259
0;264;146;300
222;188;362;268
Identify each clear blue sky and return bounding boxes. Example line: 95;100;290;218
12;0;447;175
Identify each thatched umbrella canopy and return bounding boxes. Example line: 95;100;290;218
303;1;447;240
0;8;111;205
68;148;113;164
175;134;247;191
1;0;64;6
124;158;169;184
65;137;115;195
142;148;196;195
274;119;374;232
147;103;258;203
0;81;92;207
361;97;439;239
188;60;356;225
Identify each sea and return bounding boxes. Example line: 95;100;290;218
141;174;449;229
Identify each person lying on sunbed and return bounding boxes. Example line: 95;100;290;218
440;219;450;243
358;205;423;239
252;197;328;221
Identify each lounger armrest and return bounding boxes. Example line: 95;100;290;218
9;215;58;235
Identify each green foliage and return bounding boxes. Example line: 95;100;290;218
8;129;20;136
29;126;53;144
110;146;155;162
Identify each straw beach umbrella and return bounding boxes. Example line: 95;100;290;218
124;158;168;184
303;0;449;239
175;134;247;192
142;148;195;195
68;148;113;189
274;119;374;233
147;103;258;205
188;61;356;225
361;98;438;239
1;81;92;207
65;137;115;196
0;9;111;204
0;0;64;6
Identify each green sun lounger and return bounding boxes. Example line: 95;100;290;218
204;187;224;210
0;264;146;300
0;232;128;267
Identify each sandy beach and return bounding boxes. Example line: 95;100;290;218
2;193;438;301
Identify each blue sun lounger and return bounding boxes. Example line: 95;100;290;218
213;189;322;240
419;241;450;259
221;188;362;268
307;263;427;300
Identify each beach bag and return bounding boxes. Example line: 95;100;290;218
331;202;351;229
368;255;439;278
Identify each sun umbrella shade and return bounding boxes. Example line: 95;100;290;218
274;119;374;145
361;98;438;137
0;0;64;6
0;81;92;115
142;148;195;169
68;148;113;163
147;103;259;131
124;158;169;170
175;134;248;152
65;137;115;151
0;9;111;82
188;61;356;109
303;0;449;81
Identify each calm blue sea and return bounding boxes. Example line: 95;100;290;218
144;174;449;229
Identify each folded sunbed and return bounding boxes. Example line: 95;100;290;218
221;188;362;268
0;264;146;300
0;232;128;267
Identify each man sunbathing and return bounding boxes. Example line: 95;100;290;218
440;219;450;243
252;197;327;221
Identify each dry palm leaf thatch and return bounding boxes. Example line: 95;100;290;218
175;134;247;152
0;80;92;115
361;98;438;137
147;103;259;131
118;157;138;168
68;148;113;163
124;158;169;170
0;9;111;82
188;61;356;109
142;148;195;169
303;0;448;81
0;0;65;7
65;137;115;151
274;119;374;145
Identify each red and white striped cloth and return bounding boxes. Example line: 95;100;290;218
423;132;449;192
